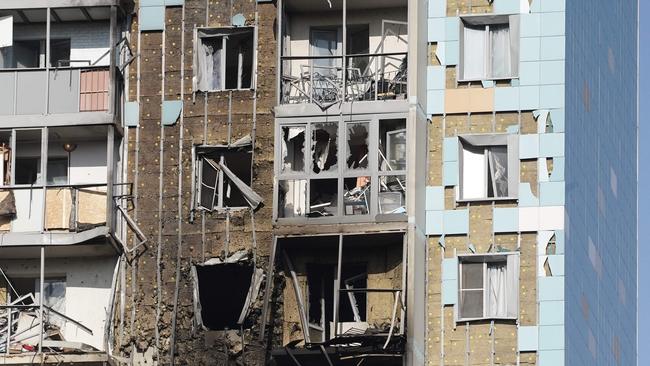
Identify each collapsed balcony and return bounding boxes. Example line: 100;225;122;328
0;5;131;118
278;0;408;107
0;254;118;364
269;233;406;366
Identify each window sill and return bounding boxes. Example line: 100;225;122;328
456;77;519;83
456;197;518;203
200;88;255;92
456;316;518;323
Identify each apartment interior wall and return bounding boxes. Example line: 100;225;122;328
0;256;117;351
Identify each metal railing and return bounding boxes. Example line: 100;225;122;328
280;52;408;107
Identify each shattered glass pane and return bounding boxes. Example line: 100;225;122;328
278;179;307;218
346;122;369;170
308;179;337;217
487;146;508;197
281;126;305;173
343;177;370;215
379;119;406;171
312;123;338;174
378;175;406;214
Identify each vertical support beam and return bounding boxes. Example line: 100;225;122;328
259;236;277;341
333;234;343;338
342;0;347;103
5;292;10;355
108;5;117;116
40;127;48;232
400;233;408;335
45;8;50;114
276;0;283;106
106;125;115;231
38;246;44;354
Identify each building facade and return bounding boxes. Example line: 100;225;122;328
0;0;637;365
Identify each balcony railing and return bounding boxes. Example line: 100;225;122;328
280;52;408;107
0;66;110;116
0;183;108;234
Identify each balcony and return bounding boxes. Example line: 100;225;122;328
0;5;128;122
279;0;408;108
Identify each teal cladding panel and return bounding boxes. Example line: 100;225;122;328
493;207;519;232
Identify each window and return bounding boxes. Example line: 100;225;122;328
276;117;407;220
196;143;261;210
307;264;367;341
194;27;254;91
458;134;518;201
458;254;519;321
459;15;519;81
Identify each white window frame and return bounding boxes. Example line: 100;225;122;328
193;26;256;92
457;134;519;202
458;14;520;82
457;253;519;322
195;146;252;212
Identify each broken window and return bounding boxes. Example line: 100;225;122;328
312;123;337;174
346;122;369;170
459;15;519;81
458;254;519;321
196;143;259;210
281;126;305;173
277;117;407;220
458;134;518;201
307;264;367;341
193;27;254;91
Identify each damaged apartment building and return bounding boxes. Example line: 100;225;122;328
0;0;638;366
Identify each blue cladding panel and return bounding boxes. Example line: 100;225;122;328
442;280;458;305
426;211;444;235
426;186;445;211
518;326;539;351
542;0;565;12
429;0;446;17
540;61;565;85
540;36;565;60
494;87;519;111
442;258;458;281
519;183;539;207
539;350;564;366
445;18;459;41
539;277;564;301
539;181;565;206
442;161;458;186
494;0;520;14
539;325;565;350
428;18;445;42
540;12;565;37
519;86;540;110
520;14;541;37
445;41;459;65
519;134;539;159
442;137;458;161
493;207;518;232
539;133;565;157
555;230;565;254
481;80;495;88
540;85;565;108
539;300;565;325
140;6;165;31
125;101;140;127
162;100;183;125
519;61;541;86
443;210;469;234
547;255;565;276
141;0;164;6
428;66;446;90
550;109;565;132
427;90;445;114
520;38;541;61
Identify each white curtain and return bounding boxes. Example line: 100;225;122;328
490;25;511;78
486;262;507;317
462;25;486;80
281;127;305;173
282;180;306;217
488;146;509;197
461;143;486;199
